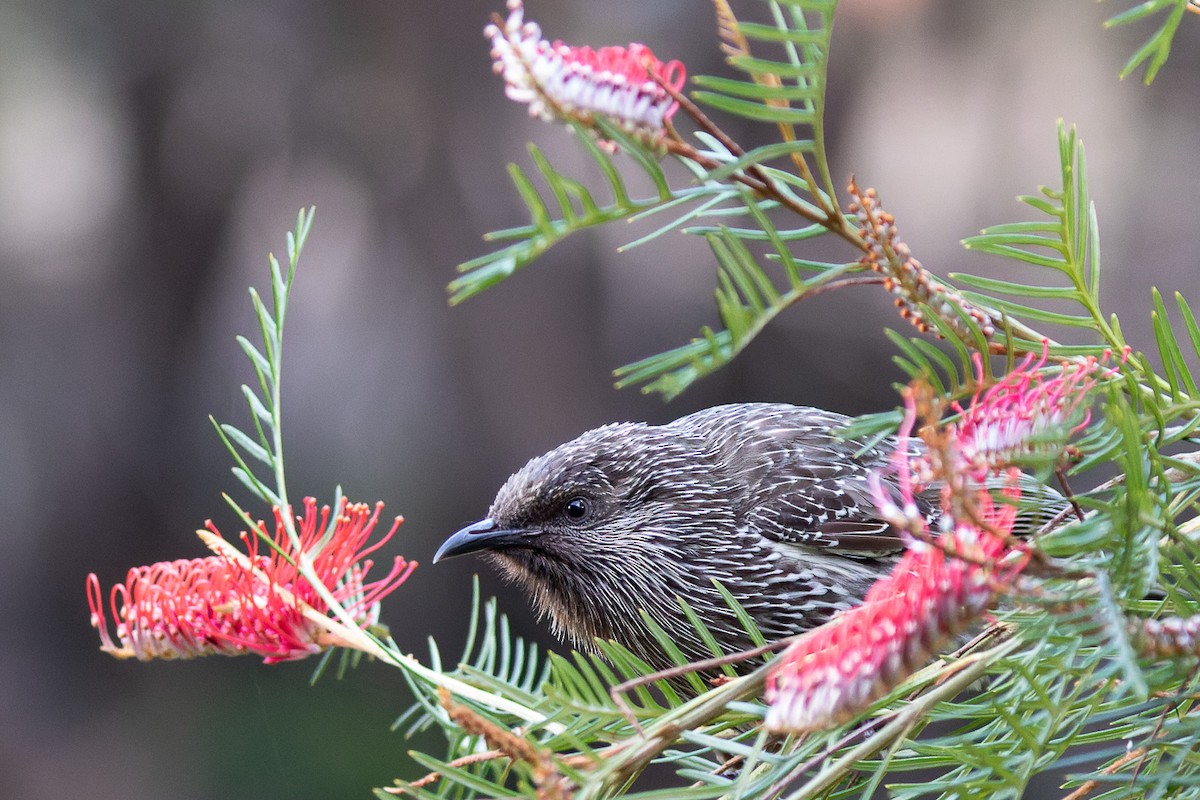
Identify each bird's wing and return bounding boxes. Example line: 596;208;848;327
748;473;911;558
806;520;908;556
687;403;917;559
680;403;1061;560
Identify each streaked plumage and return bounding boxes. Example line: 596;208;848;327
435;403;1050;670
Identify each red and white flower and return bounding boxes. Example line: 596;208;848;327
86;498;416;663
486;0;685;146
765;478;1022;733
765;377;1047;733
948;345;1114;481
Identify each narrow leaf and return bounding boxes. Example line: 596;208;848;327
219;423;272;466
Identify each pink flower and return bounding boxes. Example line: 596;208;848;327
949;344;1114;481
765;486;1022;733
86;498;416;663
486;0;685;146
766;380;1042;733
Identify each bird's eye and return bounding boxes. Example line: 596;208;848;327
563;497;591;522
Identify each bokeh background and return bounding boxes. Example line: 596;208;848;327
2;1;1197;797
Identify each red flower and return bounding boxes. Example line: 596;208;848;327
765;379;1045;733
765;485;1023;733
486;0;685;147
948;344;1115;480
86;498;416;663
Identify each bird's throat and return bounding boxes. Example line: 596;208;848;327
483;549;621;648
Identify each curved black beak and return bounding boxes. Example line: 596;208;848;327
434;518;527;563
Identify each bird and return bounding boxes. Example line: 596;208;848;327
434;403;1052;672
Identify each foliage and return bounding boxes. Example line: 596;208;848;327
1103;0;1199;84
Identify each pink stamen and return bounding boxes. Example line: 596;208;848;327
950;341;1112;479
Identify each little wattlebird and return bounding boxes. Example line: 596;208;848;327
435;403;1058;672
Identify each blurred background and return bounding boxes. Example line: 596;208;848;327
1;0;1197;797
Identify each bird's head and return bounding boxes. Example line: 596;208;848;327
433;420;738;646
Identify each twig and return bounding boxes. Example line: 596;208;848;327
778;714;892;783
1060;747;1147;800
435;688;574;800
653;57;1084;367
198;530;563;732
689;752;746;788
576;666;770;800
610;637;798;732
1056;465;1087;522
653;73;856;241
1037;501;1081;538
1064;660;1200;799
661;76;746;159
948;621;1014;660
800;275;885;297
391;750;506;792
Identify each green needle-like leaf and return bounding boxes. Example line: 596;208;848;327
1104;0;1194;83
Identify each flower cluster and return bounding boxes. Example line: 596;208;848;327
767;344;1114;732
947;346;1113;481
486;0;685;148
849;179;994;342
86;498;416;663
765;487;1021;732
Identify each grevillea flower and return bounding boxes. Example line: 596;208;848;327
766;384;1037;733
86;498;416;663
486;0;686;147
947;344;1114;481
765;483;1023;733
849;179;994;342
